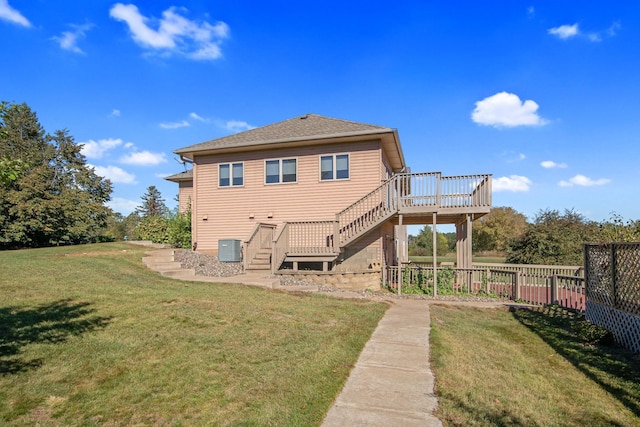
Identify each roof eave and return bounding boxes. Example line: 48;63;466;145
174;128;397;159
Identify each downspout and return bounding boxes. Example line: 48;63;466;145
179;155;196;250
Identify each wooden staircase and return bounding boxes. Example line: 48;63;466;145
245;248;271;272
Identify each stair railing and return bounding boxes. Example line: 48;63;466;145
244;223;276;271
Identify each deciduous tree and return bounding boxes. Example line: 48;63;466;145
473;206;528;253
506;209;600;265
0;102;112;247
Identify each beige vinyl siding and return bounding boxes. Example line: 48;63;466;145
178;181;193;213
192;140;384;252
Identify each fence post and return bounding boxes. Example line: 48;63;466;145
514;272;521;301
398;263;403;296
610;244;617;309
485;268;490;294
550;274;558;305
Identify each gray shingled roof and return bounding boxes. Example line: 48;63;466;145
174;113;393;154
164;169;193;182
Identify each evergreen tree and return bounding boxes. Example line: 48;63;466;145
0;102;112;247
135;186;168;217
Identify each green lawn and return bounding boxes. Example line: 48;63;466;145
430;304;640;426
0;242;387;426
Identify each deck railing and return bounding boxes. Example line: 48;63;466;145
337;172;492;247
271;221;337;271
271;171;492;270
385;263;586;311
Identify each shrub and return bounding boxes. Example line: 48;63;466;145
135;215;169;243
166;211;191;249
572;319;614;345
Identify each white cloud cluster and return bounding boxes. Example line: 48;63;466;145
109;3;229;60
107;197;141;215
493;175;532;192
0;0;30;27
558;174;611;187
51;23;93;54
472;92;547;128
541;160;567;169
548;21;621;42
120;151;167;166
81;138;124;159
82;137;168;187
91;165;137;184
161;113;255;133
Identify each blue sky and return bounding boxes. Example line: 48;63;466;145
2;1;639;228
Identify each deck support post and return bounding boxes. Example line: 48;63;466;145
433;212;438;297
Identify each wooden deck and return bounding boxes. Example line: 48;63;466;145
244;171;492;272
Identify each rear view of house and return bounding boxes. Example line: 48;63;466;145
167;113;491;289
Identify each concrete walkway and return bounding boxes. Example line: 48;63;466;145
322;299;441;426
136;243;442;426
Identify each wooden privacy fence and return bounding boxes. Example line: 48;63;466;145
584;242;640;353
385;263;585;311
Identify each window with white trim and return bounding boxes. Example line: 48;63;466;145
320;154;349;180
219;163;243;187
265;158;297;184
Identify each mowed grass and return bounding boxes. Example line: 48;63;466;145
0;242;387;426
430;304;640;426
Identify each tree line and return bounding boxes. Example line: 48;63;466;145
410;207;640;265
1;101;190;249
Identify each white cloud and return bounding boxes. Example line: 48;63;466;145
558;174;611;187
548;24;579;39
0;0;31;27
160;120;190;129
107;197;141;215
472;92;547;128
189;112;207;122
91;165;137;184
493;175;532;192
541;160;568;169
109;3;229;60
607;21;621;37
81;138;124;159
51;23;93;54
119;150;167;166
110;109;121;117
518;153;526;160
223;120;256;132
527;6;535;18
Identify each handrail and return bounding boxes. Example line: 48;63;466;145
272;223;290;274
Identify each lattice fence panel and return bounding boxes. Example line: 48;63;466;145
584;244;614;307
614;243;640;316
586;301;640;353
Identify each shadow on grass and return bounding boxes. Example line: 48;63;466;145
512;305;640;417
0;299;111;375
